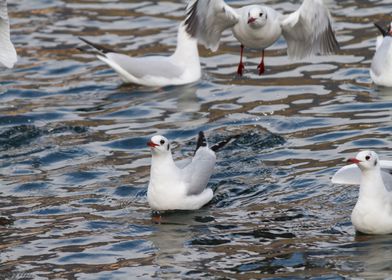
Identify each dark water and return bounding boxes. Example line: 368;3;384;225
1;0;392;279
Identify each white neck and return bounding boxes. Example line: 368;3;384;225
171;23;200;66
150;152;179;185
358;167;385;199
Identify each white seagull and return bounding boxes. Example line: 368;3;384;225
370;22;392;87
332;151;392;234
185;0;339;76
79;22;201;87
147;131;234;211
0;0;17;68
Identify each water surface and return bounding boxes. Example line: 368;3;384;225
1;0;392;279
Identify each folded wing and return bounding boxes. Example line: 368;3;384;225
331;160;392;186
185;0;239;51
281;0;339;59
0;1;17;68
182;147;216;196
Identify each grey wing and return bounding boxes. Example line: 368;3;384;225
280;0;339;59
381;171;392;192
105;53;184;79
181;147;216;196
331;164;361;185
0;0;17;68
185;0;239;52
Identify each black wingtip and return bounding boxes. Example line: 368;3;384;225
184;0;199;38
194;131;207;154
210;134;240;152
78;37;115;54
374;22;388;37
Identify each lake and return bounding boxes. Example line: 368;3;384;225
1;0;392;279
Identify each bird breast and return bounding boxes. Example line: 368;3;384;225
232;7;282;49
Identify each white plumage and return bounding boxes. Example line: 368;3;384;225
147;133;216;211
332;151;392;234
370;23;392;87
81;22;200;87
0;0;17;68
185;0;339;76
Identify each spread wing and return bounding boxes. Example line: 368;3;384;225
0;0;17;68
185;0;239;51
331;163;361;185
331;160;392;186
281;0;339;59
182;147;216;196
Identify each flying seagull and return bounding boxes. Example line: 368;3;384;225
185;0;339;76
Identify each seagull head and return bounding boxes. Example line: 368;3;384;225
147;135;171;155
247;6;267;28
374;22;392;37
347;151;380;171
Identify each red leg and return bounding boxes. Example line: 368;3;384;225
151;211;162;224
257;50;265;75
237;44;245;76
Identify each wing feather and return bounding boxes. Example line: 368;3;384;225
331;160;392;186
182;147;216;196
185;0;239;51
281;0;339;59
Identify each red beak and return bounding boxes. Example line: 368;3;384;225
247;17;256;24
347;158;361;164
147;141;159;148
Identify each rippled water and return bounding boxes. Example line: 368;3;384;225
1;0;392;279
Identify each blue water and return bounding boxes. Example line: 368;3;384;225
1;0;392;279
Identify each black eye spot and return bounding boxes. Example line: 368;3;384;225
160;140;165;145
167;143;170;151
259;13;263;17
365;155;370;161
374;159;378;166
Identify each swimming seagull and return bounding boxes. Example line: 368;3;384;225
185;0;339;76
147;131;236;211
79;22;201;87
0;0;17;68
370;22;392;87
332;151;392;234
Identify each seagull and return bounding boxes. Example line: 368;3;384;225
0;0;17;68
79;22;201;87
331;151;392;234
147;131;235;211
370;22;392;87
185;0;339;76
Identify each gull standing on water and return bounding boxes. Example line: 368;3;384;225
79;22;201;87
147;132;235;211
185;0;339;76
332;151;392;234
0;0;17;68
370;22;392;87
